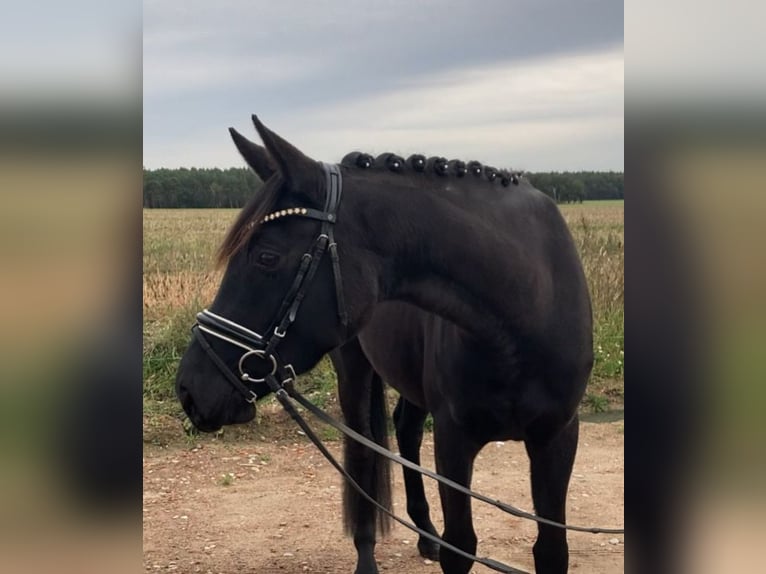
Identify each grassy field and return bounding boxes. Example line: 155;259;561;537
557;201;624;412
143;200;624;433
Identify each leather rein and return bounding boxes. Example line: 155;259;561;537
191;162;623;574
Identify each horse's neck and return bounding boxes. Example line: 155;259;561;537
356;183;543;342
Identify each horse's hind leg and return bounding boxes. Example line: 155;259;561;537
331;339;391;574
524;414;579;574
392;397;440;560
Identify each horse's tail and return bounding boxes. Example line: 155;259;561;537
369;373;392;534
342;372;392;536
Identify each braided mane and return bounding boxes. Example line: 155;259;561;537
340;151;521;186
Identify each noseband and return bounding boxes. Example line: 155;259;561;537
192;162;346;402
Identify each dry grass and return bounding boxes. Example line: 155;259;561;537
560;201;625;389
143;210;232;317
144;204;624;314
143;202;624;414
560;204;624;315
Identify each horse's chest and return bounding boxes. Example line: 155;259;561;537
423;331;535;441
359;304;539;440
432;368;529;441
358;310;430;408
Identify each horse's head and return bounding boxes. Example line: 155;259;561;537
176;116;380;432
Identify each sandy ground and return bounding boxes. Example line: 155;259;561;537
143;421;623;573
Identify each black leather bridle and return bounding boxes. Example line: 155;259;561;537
192;161;347;403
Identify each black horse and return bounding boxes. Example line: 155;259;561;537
176;116;593;574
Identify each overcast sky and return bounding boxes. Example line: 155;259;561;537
143;0;623;171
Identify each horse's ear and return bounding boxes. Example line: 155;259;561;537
228;127;276;181
251;115;316;190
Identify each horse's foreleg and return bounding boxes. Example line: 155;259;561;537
393;397;440;560
524;414;579;574
432;415;481;574
332;340;391;574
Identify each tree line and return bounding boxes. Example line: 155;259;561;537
143;168;264;208
143;167;623;208
526;171;623;203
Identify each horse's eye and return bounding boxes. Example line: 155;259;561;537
256;252;280;268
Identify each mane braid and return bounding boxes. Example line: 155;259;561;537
341;150;520;184
215;174;284;268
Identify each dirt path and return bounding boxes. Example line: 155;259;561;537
143;421;623;573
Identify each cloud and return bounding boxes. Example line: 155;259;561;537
142;0;623;170
143;52;320;99
150;46;623;171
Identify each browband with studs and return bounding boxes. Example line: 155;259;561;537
249;207;337;228
265;207;308;220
